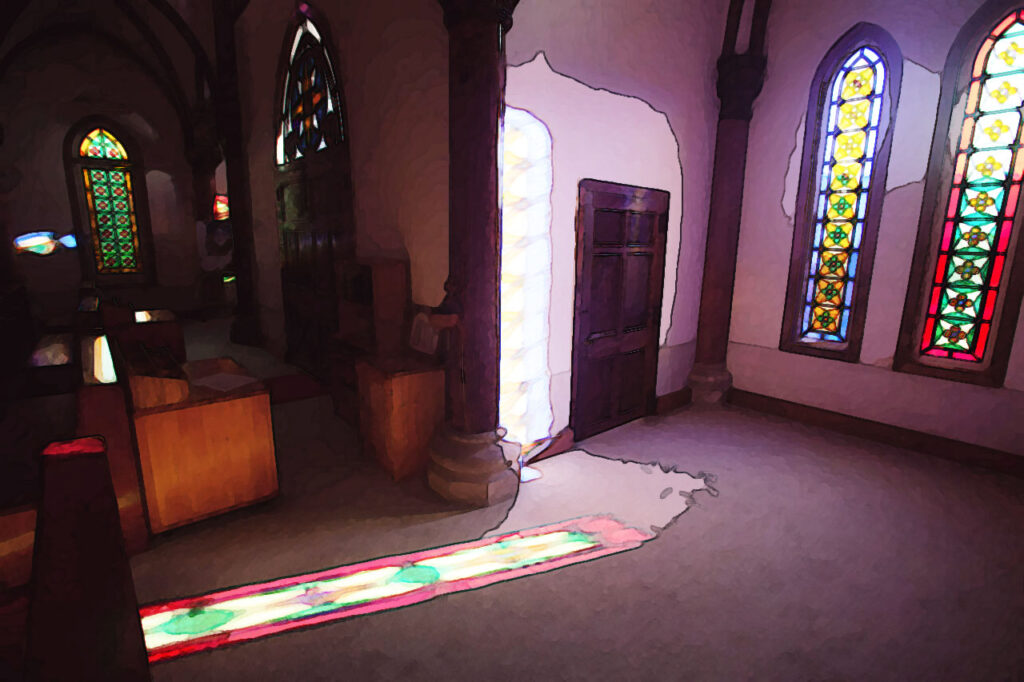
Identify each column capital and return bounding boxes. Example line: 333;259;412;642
716;53;767;121
438;0;520;33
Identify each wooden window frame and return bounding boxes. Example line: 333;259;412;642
64;118;156;286
780;24;903;362
894;0;1024;387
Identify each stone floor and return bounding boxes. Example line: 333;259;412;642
133;326;1024;681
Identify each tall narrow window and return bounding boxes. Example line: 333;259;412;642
65;124;151;279
781;26;902;362
896;8;1024;386
275;16;344;166
923;13;1022;362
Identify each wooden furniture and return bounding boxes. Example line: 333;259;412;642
0;505;35;592
331;258;411;425
26;437;150;681
106;307;187;364
77;383;149;554
128;355;277;533
356;357;445;480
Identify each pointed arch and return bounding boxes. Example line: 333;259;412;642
274;6;346;166
896;3;1024;386
780;24;903;362
64;119;155;282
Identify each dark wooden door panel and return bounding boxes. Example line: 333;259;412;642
571;179;669;440
275;148;354;378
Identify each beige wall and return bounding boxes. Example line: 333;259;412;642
236;0;449;355
731;0;1024;454
506;0;729;404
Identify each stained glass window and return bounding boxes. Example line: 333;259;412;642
77;128;142;274
919;11;1024;363
214;194;230;221
276;17;344;166
797;47;887;343
80;128;127;160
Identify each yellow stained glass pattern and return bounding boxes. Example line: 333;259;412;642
833;131;866;161
838;101;870;130
841;68;874;99
798;47;887;343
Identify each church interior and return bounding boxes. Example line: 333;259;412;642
1;0;1023;679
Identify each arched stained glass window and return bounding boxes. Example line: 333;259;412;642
781;26;902;362
77;128;143;274
275;16;344;166
897;8;1024;387
920;11;1024;362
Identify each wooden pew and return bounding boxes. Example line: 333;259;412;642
25;436;150;681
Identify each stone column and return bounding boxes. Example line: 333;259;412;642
687;0;770;403
214;0;262;345
427;0;520;507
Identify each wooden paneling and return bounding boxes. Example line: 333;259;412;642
357;359;445;480
26;437;149;681
132;367;277;533
728;389;1024;478
0;506;35;591
77;384;149;555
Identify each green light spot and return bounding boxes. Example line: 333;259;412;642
158;608;235;636
223;273;236;283
392;565;441;585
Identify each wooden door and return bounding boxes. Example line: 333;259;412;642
275;147;354;379
571;179;669;440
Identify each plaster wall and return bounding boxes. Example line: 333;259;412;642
0;37;199;319
505;0;729;427
236;0;448;355
506;55;684;436
731;0;1024;454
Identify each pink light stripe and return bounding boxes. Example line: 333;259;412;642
144;516;652;663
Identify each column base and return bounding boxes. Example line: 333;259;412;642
686;362;733;404
427;426;520;507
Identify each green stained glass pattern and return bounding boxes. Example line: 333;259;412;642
83;167;141;273
79;128;127;160
921;10;1024;361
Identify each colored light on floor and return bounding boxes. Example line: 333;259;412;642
82;335;117;385
13;231;77;255
140;515;652;663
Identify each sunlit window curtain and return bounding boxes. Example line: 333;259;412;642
500;107;554;449
919;11;1024;362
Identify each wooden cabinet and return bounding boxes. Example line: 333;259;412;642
356;357;444;480
128;357;278;533
331;258;410;425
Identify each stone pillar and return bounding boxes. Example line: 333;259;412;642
427;0;520;507
187;101;221;224
687;0;770;403
214;0;262;345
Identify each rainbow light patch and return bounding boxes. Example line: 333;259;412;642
141;515;651;663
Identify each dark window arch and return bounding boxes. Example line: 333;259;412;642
64;120;154;283
275;11;345;166
895;3;1024;386
780;24;903;362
